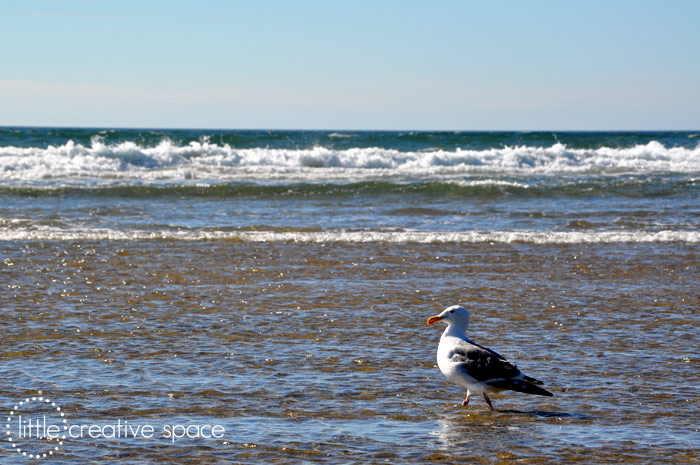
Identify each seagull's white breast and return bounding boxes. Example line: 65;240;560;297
436;334;485;395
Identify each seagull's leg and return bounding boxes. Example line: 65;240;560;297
483;392;494;411
461;392;470;406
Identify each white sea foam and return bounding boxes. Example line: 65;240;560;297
0;139;699;183
1;227;698;243
448;179;530;188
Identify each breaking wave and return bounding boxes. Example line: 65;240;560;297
1;138;699;183
1;226;698;243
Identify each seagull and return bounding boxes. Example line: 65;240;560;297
427;305;553;410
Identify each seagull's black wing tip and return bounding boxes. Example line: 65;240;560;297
486;379;554;397
524;375;545;386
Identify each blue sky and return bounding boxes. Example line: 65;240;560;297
1;0;699;130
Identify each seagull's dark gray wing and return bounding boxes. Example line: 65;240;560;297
451;339;554;397
450;340;522;383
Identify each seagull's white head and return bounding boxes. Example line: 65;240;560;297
426;305;470;330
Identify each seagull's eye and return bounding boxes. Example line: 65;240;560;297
450;310;455;314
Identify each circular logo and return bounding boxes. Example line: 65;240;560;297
5;396;67;459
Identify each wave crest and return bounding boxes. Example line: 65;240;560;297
0;138;699;182
1;226;698;243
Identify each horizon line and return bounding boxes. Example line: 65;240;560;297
1;124;698;133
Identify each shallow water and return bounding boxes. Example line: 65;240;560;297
2;240;698;464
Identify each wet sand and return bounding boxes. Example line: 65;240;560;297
1;241;699;463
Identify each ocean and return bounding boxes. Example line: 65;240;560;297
1;128;698;463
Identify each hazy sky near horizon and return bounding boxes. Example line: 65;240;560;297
1;0;699;130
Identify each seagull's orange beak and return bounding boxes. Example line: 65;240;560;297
426;315;444;325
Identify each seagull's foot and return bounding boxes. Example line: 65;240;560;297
483;393;494;411
461;394;470;406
